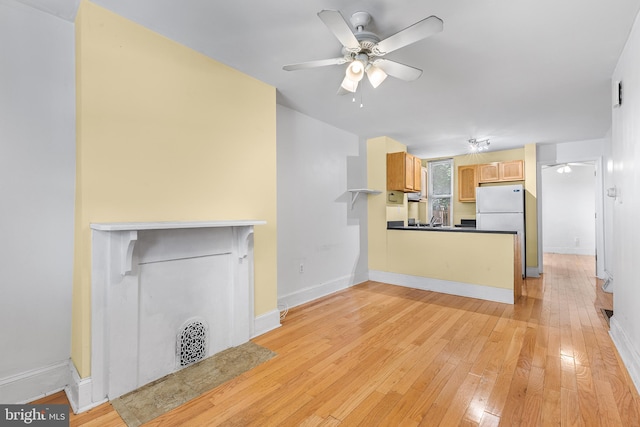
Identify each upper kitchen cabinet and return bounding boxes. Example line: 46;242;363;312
413;156;422;192
478;160;524;183
478;163;500;182
500;160;525;181
387;152;422;192
458;165;478;202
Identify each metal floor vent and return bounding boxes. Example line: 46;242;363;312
177;319;208;367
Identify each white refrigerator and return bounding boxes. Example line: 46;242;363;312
476;184;526;277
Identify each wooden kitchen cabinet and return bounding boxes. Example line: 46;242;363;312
500;160;524;181
478;163;500;182
457;165;478;202
387;152;422;192
413;156;422;193
478;160;524;183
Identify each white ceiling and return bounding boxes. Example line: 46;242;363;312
16;0;640;157
11;0;78;21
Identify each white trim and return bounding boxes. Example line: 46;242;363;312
526;267;541;278
369;270;514;304
252;309;281;338
536;149;606;279
90;220;266;231
0;361;69;404
278;274;357;310
609;317;640;394
65;360;106;414
594;157;605;278
426;158;454;226
543;247;596;256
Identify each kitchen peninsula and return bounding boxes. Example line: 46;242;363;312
367;136;527;304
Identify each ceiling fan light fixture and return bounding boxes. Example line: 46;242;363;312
345;58;366;82
366;64;387;88
340;76;359;93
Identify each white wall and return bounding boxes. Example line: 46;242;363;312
610;8;640;394
276;105;368;309
541;164;596;255
0;0;76;402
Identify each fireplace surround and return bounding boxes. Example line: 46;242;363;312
67;220;269;411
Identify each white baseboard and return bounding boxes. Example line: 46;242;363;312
252;309;281;338
543;247;596;256
278;274;356;310
65;360;106;414
369;270;514;304
0;360;69;404
526;267;540;277
609;317;640;394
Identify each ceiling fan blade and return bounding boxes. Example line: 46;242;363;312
374;16;443;55
318;10;361;51
373;59;422;81
283;57;347;71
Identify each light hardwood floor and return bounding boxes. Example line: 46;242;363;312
35;253;638;426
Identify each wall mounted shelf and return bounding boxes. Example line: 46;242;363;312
348;189;382;209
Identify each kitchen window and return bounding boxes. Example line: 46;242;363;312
427;159;453;226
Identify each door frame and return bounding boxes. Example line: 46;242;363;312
537;156;605;278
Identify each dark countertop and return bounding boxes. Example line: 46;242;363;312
387;221;516;235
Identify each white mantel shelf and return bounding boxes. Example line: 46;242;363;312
91;220;266;231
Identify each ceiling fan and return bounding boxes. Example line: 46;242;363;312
283;10;443;94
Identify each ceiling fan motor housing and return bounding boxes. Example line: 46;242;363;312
349;11;380;54
350;11;371;30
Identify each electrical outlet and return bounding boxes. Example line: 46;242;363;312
299;263;304;273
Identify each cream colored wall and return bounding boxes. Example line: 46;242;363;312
387;230;515;289
524;144;538;269
367;136;405;271
72;1;277;377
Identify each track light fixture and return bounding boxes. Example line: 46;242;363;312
469;138;490;152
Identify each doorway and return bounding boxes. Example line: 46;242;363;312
541;162;597;262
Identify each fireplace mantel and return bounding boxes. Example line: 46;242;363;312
90;220;266;231
71;219;271;412
90;221;266;276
